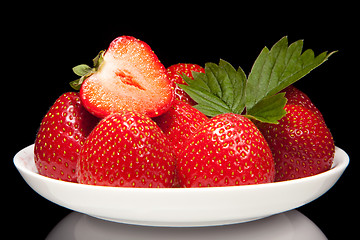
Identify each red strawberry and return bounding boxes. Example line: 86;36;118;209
167;63;205;105
281;85;324;121
153;100;208;154
77;111;176;188
34;92;99;182
76;36;174;118
257;104;335;181
177;113;275;187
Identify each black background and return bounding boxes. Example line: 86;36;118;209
5;4;357;239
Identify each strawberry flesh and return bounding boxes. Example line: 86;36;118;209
80;36;174;118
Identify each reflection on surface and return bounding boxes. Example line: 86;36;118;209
46;210;326;240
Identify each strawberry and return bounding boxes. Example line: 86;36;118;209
174;38;335;187
281;85;324;121
177;113;275;187
77;111;176;188
256;104;335;181
167;63;205;105
71;36;174;118
153;100;208;154
34;92;99;182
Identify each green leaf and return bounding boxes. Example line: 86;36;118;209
72;64;92;77
245;93;287;124
177;83;231;116
178;60;247;117
177;36;335;124
69;76;85;91
93;50;105;69
246;36;336;110
70;50;105;91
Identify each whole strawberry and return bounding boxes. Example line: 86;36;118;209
167;63;205;105
177;113;275;187
282;85;324;121
34;92;99;182
77;111;176;187
153;100;208;154
257;104;335;181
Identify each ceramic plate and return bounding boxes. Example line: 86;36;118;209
14;144;349;227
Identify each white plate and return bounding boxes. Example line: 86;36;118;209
14;144;349;227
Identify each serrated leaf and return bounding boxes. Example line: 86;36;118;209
205;63;223;98
178;60;247;117
178;83;231;116
246;36;336;110
193;104;226;117
218;59;247;113
181;73;210;92
177;36;335;124
246;92;287;124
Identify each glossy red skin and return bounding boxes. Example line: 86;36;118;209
153;100;208;155
282;85;324;121
257;104;335;181
177;113;275;187
80;36;174;118
34;92;99;182
77;112;176;188
167;63;205;106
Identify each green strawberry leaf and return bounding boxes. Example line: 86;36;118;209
72;64;92;77
245;93;287;124
69;76;87;91
178;59;247;117
70;50;105;91
245;36;336;110
179;37;335;124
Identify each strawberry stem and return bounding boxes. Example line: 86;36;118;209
70;50;105;90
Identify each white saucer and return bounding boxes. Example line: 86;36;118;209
14;144;349;227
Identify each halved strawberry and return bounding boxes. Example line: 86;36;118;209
34;92;99;182
72;36;174;118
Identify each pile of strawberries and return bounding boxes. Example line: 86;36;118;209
34;36;335;188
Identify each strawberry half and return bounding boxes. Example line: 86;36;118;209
177;113;275;187
72;36;174;118
257;104;335;181
77;111;176;187
167;63;205;105
34;92;99;182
